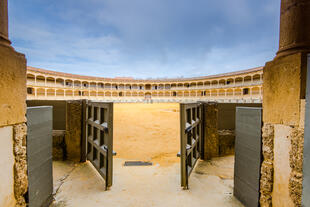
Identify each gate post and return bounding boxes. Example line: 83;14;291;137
65;100;83;162
81;99;87;162
203;102;219;160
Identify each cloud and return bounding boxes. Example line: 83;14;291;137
8;0;280;78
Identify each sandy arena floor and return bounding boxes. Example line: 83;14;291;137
51;103;243;207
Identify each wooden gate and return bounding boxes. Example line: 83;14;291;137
86;101;114;189
27;106;53;207
234;107;262;207
180;103;203;189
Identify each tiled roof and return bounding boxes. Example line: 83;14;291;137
27;66;263;83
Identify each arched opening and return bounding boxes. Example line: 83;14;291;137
251;87;260;95
37;88;45;96
234;89;242;96
112;84;118;90
227;78;234;85
235;77;243;85
66;90;73;97
226;89;233;96
74;80;81;88
253;74;261;82
244;76;251;83
27;87;34;95
165;84;171;90
27;74;35;85
105;83;111;89
36;75;46;86
90;82;97;89
65;80;73;87
47;89;55;96
46;77;55;86
145;92;151;99
82;81;89;88
219;79;225;86
90;91;97;97
211;80;218;87
56;89;64;96
243;88;250;95
145;84;151;90
190;82;196;88
204;81;211;87
219;89;225;96
211;90;217;96
98;91;104;97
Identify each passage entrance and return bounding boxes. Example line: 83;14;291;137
86;101;114;190
179;103;204;189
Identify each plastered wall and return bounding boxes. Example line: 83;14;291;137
0;126;15;207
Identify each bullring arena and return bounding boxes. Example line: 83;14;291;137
26;66;263;103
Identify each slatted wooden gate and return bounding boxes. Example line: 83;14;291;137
234;107;262;207
86;101;114;190
180;103;203;189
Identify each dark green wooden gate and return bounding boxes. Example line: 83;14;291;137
234;107;262;207
27;106;53;207
86;101;114;190
180;103;203;189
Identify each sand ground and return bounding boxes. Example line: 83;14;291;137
51;103;243;207
114;103;180;166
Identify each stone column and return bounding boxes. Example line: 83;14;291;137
260;0;310;206
0;0;10;46
276;0;310;58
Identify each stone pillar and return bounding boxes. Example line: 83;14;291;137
0;1;28;206
203;103;219;160
260;0;310;206
65;101;83;162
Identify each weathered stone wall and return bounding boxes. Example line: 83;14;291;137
53;130;66;160
13;124;28;207
260;124;274;207
65;101;83;162
218;130;235;156
204;103;219;160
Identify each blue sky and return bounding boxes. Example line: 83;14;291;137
9;0;280;79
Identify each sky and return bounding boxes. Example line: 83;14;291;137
8;0;281;79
